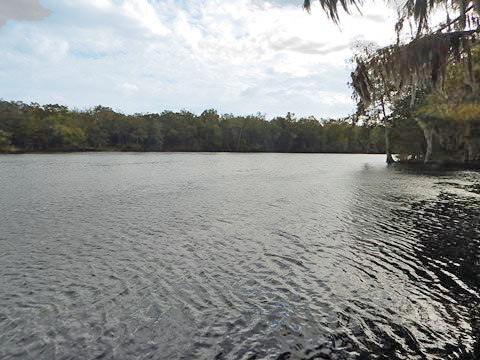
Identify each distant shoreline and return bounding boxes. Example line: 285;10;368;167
0;101;388;157
0;149;386;155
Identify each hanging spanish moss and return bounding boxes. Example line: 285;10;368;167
305;0;480;33
304;0;480;101
351;30;480;105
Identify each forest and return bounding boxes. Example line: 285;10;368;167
0;100;389;154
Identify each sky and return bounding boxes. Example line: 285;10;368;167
0;0;400;118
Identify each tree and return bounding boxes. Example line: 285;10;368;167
304;0;480;163
142;114;164;151
0;130;11;150
51;124;87;149
389;91;427;160
351;46;400;163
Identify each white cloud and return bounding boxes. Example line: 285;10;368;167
119;82;139;95
175;10;203;49
121;0;170;36
88;0;112;10
0;0;399;118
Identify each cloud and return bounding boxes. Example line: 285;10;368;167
0;0;50;26
269;36;369;55
118;82;139;96
363;14;388;23
0;0;398;118
269;36;327;54
120;0;170;36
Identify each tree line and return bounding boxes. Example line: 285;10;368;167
0;100;387;154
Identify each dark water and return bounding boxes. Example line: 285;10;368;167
0;153;479;360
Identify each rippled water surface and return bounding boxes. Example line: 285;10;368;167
1;153;479;359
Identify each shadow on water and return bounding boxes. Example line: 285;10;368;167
395;167;479;358
400;190;480;358
297;168;480;360
362;168;480;359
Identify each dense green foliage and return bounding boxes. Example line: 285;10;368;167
389;92;427;160
383;47;480;163
349;41;480;163
0;100;386;153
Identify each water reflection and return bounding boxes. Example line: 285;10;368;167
0;154;479;359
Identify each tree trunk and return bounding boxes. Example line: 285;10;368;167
423;127;434;163
464;121;473;163
385;123;395;164
380;97;395;165
236;126;243;152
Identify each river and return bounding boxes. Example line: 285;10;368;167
0;153;479;359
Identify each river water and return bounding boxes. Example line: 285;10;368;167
0;153;479;359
